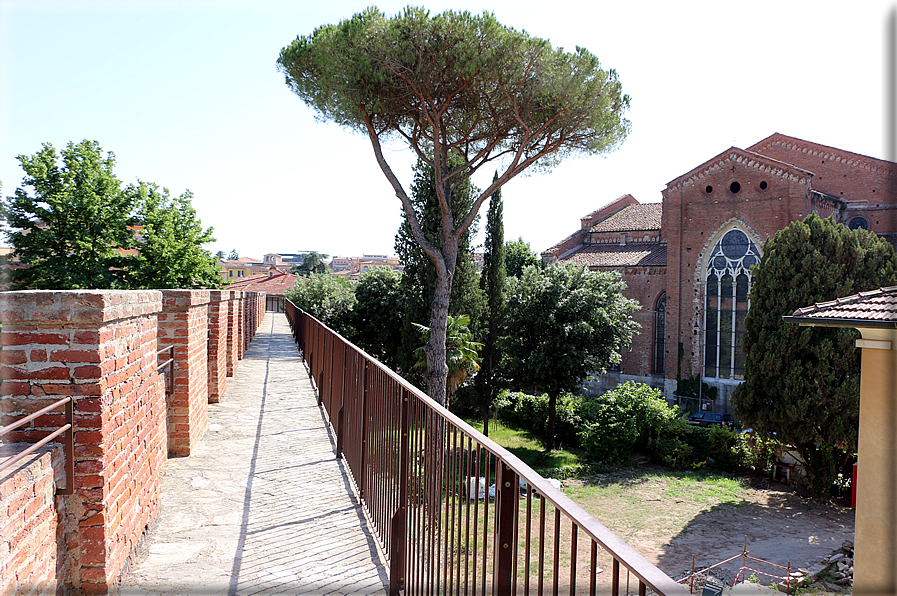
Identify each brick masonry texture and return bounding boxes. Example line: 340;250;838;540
158;290;211;458
546;134;897;406
206;291;231;404
0;444;64;596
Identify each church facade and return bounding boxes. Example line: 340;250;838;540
542;133;897;410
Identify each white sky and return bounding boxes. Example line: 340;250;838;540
1;0;895;260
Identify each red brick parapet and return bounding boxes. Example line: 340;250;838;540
158;290;211;457
207;290;231;404
225;291;242;377
0;289;166;594
0;443;65;596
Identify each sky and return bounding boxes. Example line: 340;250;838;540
1;0;895;261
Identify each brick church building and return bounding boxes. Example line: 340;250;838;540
542;133;897;410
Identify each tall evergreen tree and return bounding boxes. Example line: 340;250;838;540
732;214;897;496
395;157;484;388
476;174;506;435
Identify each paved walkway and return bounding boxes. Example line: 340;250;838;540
121;313;389;596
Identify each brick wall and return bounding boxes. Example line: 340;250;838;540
0;443;65;596
0;290;166;594
225;291;241;377
158;290;210;457
207;290;231;404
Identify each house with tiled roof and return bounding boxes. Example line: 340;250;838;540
227;267;297;312
544;133;897;409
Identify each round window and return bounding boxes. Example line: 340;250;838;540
848;217;869;230
721;229;749;259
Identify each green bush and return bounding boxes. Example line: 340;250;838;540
496;390;550;435
648;417;694;468
579;382;679;465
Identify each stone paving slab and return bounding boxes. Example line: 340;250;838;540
121;313;389;596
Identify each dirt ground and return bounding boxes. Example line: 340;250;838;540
566;468;855;588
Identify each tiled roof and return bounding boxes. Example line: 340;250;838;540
227;272;297;296
590;203;662;233
562;242;667;268
788;286;897;326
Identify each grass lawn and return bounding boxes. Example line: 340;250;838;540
463;418;581;476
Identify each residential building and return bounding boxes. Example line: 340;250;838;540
227;267;297;312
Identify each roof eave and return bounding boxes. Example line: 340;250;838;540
782;315;897;329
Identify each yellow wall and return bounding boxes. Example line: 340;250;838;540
854;328;897;594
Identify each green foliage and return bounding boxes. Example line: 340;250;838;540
277;7;630;172
476;175;506;433
2;140;137;289
732;213;897;496
278;7;630;406
395;157;483;380
579;382;678;465
292;251;329;277
285;273;356;336
412;314;482;402
228;249;239;260
504;237;541;278
348;267;404;368
1;140;219;290
502;263;640;449
129;183;221;289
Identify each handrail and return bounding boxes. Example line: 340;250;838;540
0;396;74;496
157;345;174;397
285;300;689;596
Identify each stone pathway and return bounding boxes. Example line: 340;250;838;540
121;313;389;596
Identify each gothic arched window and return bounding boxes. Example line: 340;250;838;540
653;293;666;375
704;228;759;379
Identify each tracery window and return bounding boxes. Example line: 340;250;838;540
704;228;759;379
653;293;666;375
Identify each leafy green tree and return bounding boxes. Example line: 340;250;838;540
284;272;356;336
503;263;639;450
349;266;404;369
292;251;330;277
732;214;897;496
129;183;221;289
278;7;630;405
395;158;483;381
413;315;482;403
228;249;239;260
2;140;138;289
505;237;541;278
215;250;226;260
476;176;506;435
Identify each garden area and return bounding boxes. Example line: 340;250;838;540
462;383;856;590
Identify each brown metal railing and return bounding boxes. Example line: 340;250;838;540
0;396;74;496
285;300;689;596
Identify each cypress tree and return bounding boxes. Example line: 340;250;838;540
476;173;506;435
732;214;897;496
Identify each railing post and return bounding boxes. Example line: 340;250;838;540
494;460;518;594
389;388;410;596
358;360;369;500
59;397;74;496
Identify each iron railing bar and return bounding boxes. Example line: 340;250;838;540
0;396;72;435
0;424;71;474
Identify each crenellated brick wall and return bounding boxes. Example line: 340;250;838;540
157;290;211;457
0;289;264;594
0;290;166;594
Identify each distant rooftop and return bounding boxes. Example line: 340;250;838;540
786;286;897;328
591;203;662;233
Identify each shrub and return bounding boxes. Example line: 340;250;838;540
648;417;694;468
496;391;550;435
579;382;679;465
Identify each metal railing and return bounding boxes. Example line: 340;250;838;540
285;300;689;596
0;396;74;496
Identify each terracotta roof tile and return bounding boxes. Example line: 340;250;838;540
227;272;297;296
562;242;667;268
790;286;897;324
590;203;662;233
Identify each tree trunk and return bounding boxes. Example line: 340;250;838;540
424;249;456;407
